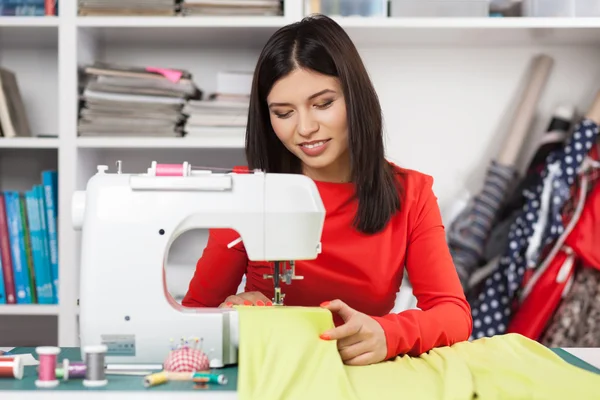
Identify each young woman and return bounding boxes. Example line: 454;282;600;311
182;14;472;366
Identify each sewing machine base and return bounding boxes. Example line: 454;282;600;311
79;308;239;367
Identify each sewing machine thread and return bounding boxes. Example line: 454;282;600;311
0;356;24;379
35;346;60;388
83;345;108;387
61;359;86;380
144;371;168;387
154;162;190;177
193;372;228;385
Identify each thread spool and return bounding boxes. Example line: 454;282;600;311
35;346;60;388
193;372;228;385
0;356;24;379
155;162;190;177
144;371;168;388
62;359;86;381
83;345;108;387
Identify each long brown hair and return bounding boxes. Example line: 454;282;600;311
246;14;403;235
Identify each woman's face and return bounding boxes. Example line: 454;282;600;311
266;68;350;182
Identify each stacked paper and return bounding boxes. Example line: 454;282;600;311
78;62;201;138
78;0;177;16
183;100;248;138
181;0;282;16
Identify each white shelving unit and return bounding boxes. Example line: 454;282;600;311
1;0;599;348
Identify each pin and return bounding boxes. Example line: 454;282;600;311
35;346;60;388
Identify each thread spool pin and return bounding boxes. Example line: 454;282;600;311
35;346;61;388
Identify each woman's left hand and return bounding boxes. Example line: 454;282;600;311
319;299;387;366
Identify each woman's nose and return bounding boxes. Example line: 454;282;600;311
297;113;319;137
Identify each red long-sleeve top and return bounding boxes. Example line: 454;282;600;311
182;165;473;359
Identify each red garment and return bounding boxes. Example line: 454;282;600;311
182;165;473;359
507;155;600;340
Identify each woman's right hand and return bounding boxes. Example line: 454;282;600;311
219;291;273;307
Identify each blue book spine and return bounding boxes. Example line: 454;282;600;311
35;185;55;304
25;190;54;304
41;171;58;302
5;191;32;304
0;0;45;16
0;242;5;304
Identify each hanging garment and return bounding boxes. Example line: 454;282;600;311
469;119;599;339
482;107;574;264
235;306;600;400
505;144;600;340
540;264;600;348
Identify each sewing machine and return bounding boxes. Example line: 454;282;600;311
72;161;326;367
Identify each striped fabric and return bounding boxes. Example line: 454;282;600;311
447;160;517;289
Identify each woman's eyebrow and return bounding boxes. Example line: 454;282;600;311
268;89;336;108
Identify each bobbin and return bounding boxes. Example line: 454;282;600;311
83;345;108;387
0;355;24;379
35;346;60;388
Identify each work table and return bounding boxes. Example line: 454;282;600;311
1;346;599;399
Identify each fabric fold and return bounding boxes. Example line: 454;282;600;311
235;306;600;400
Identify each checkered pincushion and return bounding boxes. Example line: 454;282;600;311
163;347;210;372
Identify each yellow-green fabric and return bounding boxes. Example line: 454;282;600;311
236;306;600;400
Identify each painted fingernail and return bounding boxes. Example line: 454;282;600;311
266;301;273;306
256;300;265;306
320;301;330;307
319;333;330;340
225;302;233;307
244;300;252;306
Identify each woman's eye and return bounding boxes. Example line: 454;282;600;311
275;111;292;119
315;100;333;109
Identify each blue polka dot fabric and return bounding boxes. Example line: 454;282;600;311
470;119;600;339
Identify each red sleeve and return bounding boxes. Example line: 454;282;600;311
181;228;248;307
371;174;473;359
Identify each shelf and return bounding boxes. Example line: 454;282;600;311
76;136;245;149
334;17;600;46
0;17;58;46
76;16;291;47
0;16;59;27
0;305;59;316
0;138;59;149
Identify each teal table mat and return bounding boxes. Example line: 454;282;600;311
0;347;238;392
1;346;599;391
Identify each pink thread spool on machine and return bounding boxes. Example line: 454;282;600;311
163;338;210;373
147;161;192;177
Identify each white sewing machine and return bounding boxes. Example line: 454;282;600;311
72;161;325;367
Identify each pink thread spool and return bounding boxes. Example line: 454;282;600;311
150;161;190;177
35;346;60;388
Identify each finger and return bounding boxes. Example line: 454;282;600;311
320;299;356;322
338;341;370;362
249;292;272;306
344;352;376;366
337;334;362;350
238;292;271;306
320;319;360;341
223;295;248;306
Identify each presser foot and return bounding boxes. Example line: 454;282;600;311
273;288;285;306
